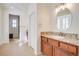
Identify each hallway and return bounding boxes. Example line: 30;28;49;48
0;40;35;56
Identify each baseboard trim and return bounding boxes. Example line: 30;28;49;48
34;50;42;56
0;41;9;46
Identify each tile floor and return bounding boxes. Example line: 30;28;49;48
0;39;35;56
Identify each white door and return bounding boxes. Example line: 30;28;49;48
28;12;35;49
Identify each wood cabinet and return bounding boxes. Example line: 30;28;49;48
41;36;53;56
60;42;77;55
53;47;74;56
48;38;59;47
41;36;48;43
78;47;79;55
43;43;52;56
53;47;67;56
41;36;48;53
41;35;78;56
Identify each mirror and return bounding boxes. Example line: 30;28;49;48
57;8;72;32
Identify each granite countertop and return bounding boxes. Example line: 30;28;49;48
41;34;79;46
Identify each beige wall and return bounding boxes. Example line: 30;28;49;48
38;4;51;32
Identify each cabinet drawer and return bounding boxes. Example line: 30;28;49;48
60;42;77;54
48;38;59;47
41;36;48;43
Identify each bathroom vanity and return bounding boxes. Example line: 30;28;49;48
41;35;79;56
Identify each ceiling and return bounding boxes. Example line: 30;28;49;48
0;3;62;12
0;3;29;12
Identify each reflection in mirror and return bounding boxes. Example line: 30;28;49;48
57;8;72;32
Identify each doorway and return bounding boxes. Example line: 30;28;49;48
9;14;20;41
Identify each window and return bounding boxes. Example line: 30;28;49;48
12;19;17;27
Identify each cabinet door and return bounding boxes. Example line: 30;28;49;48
60;42;77;55
44;43;53;56
53;47;74;56
42;42;53;56
41;41;44;53
78;47;79;55
41;36;46;53
53;47;66;56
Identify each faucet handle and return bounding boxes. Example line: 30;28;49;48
60;32;64;36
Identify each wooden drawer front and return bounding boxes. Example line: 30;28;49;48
41;36;47;43
60;42;77;54
48;39;59;47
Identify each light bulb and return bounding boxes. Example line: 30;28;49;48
60;5;65;10
56;8;59;13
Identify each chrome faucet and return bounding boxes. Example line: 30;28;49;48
59;32;64;37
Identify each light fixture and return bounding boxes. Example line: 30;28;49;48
56;7;60;13
60;5;65;10
56;3;66;13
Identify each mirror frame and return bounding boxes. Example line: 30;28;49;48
56;8;72;32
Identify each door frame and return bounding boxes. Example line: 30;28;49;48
9;14;20;39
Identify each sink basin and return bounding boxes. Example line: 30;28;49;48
43;35;65;39
52;36;64;39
